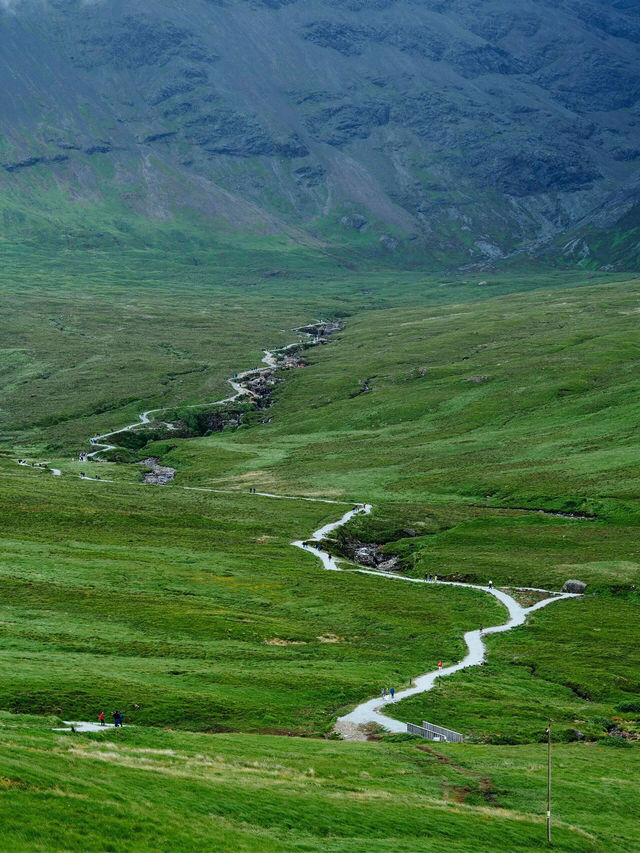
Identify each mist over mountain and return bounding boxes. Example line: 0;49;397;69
1;0;639;267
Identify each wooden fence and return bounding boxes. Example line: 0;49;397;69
406;721;464;743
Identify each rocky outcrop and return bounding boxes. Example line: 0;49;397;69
241;370;282;400
305;101;390;146
562;579;586;594
140;457;176;485
339;539;399;573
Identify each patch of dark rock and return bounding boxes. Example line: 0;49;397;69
462;375;490;384
76;16;213;71
306;101;390;146
562;579;586;594
3;154;69;173
143;132;178;144
484;147;601;196
242;370;282;401
447;44;523;78
341;214;369;232
141;457;176;485
183;67;209;81
294;165;326;187
85;144;112;155
303;21;370;56
379;234;398;251
184;108;282;158
335;538;400;573
148;81;195;106
276;135;310;158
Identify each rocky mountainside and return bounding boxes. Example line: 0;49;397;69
1;0;639;267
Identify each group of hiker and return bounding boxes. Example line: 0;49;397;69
98;710;124;727
381;687;396;700
424;573;438;582
17;460;49;469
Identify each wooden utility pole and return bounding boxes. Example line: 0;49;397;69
546;723;552;844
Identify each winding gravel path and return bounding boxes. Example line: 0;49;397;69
15;325;581;740
293;506;580;738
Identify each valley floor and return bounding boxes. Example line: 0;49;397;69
1;270;639;850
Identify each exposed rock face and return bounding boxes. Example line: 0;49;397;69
140;457;176;485
562;579;587;594
343;540;400;573
241;370;282;400
1;0;639;265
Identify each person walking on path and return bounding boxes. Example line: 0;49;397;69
438;661;443;671
390;687;395;699
381;688;386;700
489;580;493;589
98;711;105;727
112;710;122;728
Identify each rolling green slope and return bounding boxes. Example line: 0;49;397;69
0;715;639;853
1;271;639;849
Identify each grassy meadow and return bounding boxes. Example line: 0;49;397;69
128;275;640;745
1;259;639;850
0;461;502;734
0;714;638;853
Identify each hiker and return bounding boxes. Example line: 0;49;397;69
328;552;332;560
98;711;105;727
95;475;101;480
381;688;386;700
118;712;124;727
424;572;429;582
434;574;438;582
112;710;120;727
438;661;443;670
390;687;395;699
80;472;85;479
489;580;493;589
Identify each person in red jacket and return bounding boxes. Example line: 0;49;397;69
98;711;105;726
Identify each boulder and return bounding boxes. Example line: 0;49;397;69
562;579;586;594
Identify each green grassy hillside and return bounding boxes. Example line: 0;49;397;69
1;270;639;850
0;714;638;853
0;463;501;734
131;275;640;745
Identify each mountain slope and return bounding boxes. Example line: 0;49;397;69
1;0;639;266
